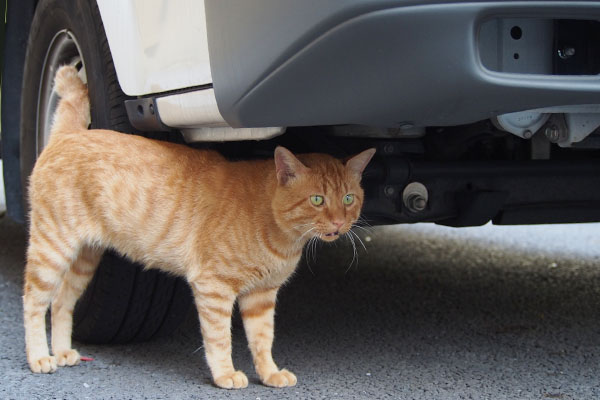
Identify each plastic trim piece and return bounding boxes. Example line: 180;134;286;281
155;89;227;128
124;97;170;132
180;126;286;143
140;89;286;142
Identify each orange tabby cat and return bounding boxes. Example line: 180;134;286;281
23;65;375;388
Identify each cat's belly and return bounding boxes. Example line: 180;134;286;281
77;195;303;292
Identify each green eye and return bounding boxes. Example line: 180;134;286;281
343;194;354;205
310;195;324;206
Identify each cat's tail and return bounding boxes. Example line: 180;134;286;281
51;65;91;134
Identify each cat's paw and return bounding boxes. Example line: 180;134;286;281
29;356;57;373
214;371;249;389
263;369;297;388
55;349;81;367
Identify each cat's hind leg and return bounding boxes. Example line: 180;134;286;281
23;223;81;373
51;245;102;367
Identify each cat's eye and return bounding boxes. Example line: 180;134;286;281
310;195;324;206
343;194;354;205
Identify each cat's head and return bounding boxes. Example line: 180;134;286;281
272;146;375;243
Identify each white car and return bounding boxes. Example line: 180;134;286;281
3;0;600;343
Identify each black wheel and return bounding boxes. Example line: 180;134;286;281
20;0;192;344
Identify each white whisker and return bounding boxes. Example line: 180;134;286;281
344;232;358;275
353;219;374;234
355;217;374;232
304;236;316;276
350;229;367;252
312;234;320;262
291;227;316;257
292;222;315;231
296;227;316;244
352;224;374;235
357;216;373;227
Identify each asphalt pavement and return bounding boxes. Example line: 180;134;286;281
1;215;599;399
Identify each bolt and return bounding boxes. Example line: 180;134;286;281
396;121;414;130
407;194;427;212
522;130;533;139
402;182;429;213
558;47;575;59
149;103;155;115
544;125;560;142
384;186;395;197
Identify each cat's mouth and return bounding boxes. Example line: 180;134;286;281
321;231;340;241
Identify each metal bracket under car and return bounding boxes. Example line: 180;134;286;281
494;105;600;148
360;146;600;227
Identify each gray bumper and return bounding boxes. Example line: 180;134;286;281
206;0;600;129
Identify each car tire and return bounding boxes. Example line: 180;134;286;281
20;0;192;344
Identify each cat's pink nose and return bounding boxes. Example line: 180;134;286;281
332;220;344;229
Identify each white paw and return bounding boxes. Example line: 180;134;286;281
55;349;81;367
263;369;297;388
214;371;249;389
29;355;57;373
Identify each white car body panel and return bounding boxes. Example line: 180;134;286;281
96;0;213;96
96;0;286;139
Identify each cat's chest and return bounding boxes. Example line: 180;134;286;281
252;227;301;265
251;252;301;289
268;251;300;275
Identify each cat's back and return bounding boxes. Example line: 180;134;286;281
29;128;227;219
32;129;227;189
39;128;222;167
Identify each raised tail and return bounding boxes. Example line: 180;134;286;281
51;65;91;134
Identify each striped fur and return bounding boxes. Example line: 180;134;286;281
23;65;375;388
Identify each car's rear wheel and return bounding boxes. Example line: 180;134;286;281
20;0;192;344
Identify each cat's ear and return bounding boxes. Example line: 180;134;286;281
274;146;308;185
345;148;376;178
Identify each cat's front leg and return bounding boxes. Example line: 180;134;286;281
190;281;248;389
238;286;297;388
